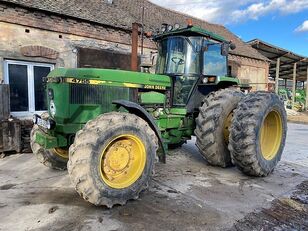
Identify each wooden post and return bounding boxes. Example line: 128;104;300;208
275;58;280;94
292;62;297;109
306;66;308;110
0;84;10;121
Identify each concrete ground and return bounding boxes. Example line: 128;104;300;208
0;123;307;231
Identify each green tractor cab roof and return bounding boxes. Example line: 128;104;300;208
153;25;227;43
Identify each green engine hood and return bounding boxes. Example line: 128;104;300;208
48;68;171;88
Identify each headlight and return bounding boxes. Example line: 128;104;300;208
202;77;208;84
174;23;180;30
46;119;56;130
50;100;56;117
32;114;38;124
48;88;54;99
161;23;168;33
46;120;51;130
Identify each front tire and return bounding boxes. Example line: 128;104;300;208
30;113;68;170
195;89;244;167
68;112;158;207
229;92;287;176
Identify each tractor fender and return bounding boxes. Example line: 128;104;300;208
112;100;166;163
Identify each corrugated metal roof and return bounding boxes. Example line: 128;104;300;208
249;39;308;81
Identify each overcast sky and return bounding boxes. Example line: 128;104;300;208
149;0;308;56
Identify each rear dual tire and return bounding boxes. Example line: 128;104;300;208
196;89;287;177
229;91;287;176
195;88;244;167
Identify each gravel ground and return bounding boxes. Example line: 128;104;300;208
0;123;307;231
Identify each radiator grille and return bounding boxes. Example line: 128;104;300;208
70;84;130;105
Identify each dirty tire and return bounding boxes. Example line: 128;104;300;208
30;113;68;170
195;88;244;167
229;91;287;176
68;112;158;208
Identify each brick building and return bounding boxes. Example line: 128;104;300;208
0;0;268;119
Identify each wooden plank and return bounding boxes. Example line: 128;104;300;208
0;122;3;153
0;84;10;121
2;120;22;153
292;63;297;110
306;66;308;110
275;58;280;94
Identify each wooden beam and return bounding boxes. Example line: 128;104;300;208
292;62;297;110
255;48;300;62
270;52;290;60
277;65;307;72
275;58;280;94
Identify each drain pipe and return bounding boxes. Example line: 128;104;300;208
131;23;139;72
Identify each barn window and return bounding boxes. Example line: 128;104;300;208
4;60;54;117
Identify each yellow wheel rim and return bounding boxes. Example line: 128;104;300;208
260;110;283;160
99;134;146;189
53;148;69;159
223;112;233;144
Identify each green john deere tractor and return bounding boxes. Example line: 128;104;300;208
31;24;287;207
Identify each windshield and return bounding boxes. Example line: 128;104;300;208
156;37;202;75
203;41;227;76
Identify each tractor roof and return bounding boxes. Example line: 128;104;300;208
153;26;228;43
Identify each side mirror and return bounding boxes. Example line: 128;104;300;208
230;42;236;50
221;43;229;56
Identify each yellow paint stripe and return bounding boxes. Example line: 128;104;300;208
90;79;106;85
123;83;142;88
60;77;166;90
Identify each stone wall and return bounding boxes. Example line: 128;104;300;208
0;2;132;46
0;21;139;81
0;1;156;81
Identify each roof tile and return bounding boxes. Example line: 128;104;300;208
1;0;267;61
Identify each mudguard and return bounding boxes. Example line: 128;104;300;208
112;100;166;163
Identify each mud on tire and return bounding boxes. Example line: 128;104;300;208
30;113;68;170
68;112;158;208
229;91;287;176
195;88;244;167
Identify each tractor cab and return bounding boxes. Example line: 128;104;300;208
153;24;236;106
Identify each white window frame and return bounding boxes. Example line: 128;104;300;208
3;60;54;118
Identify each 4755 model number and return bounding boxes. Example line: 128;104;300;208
71;78;90;84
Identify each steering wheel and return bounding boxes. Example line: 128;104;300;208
171;57;185;65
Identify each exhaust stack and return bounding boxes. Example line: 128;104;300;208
131;23;139;72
